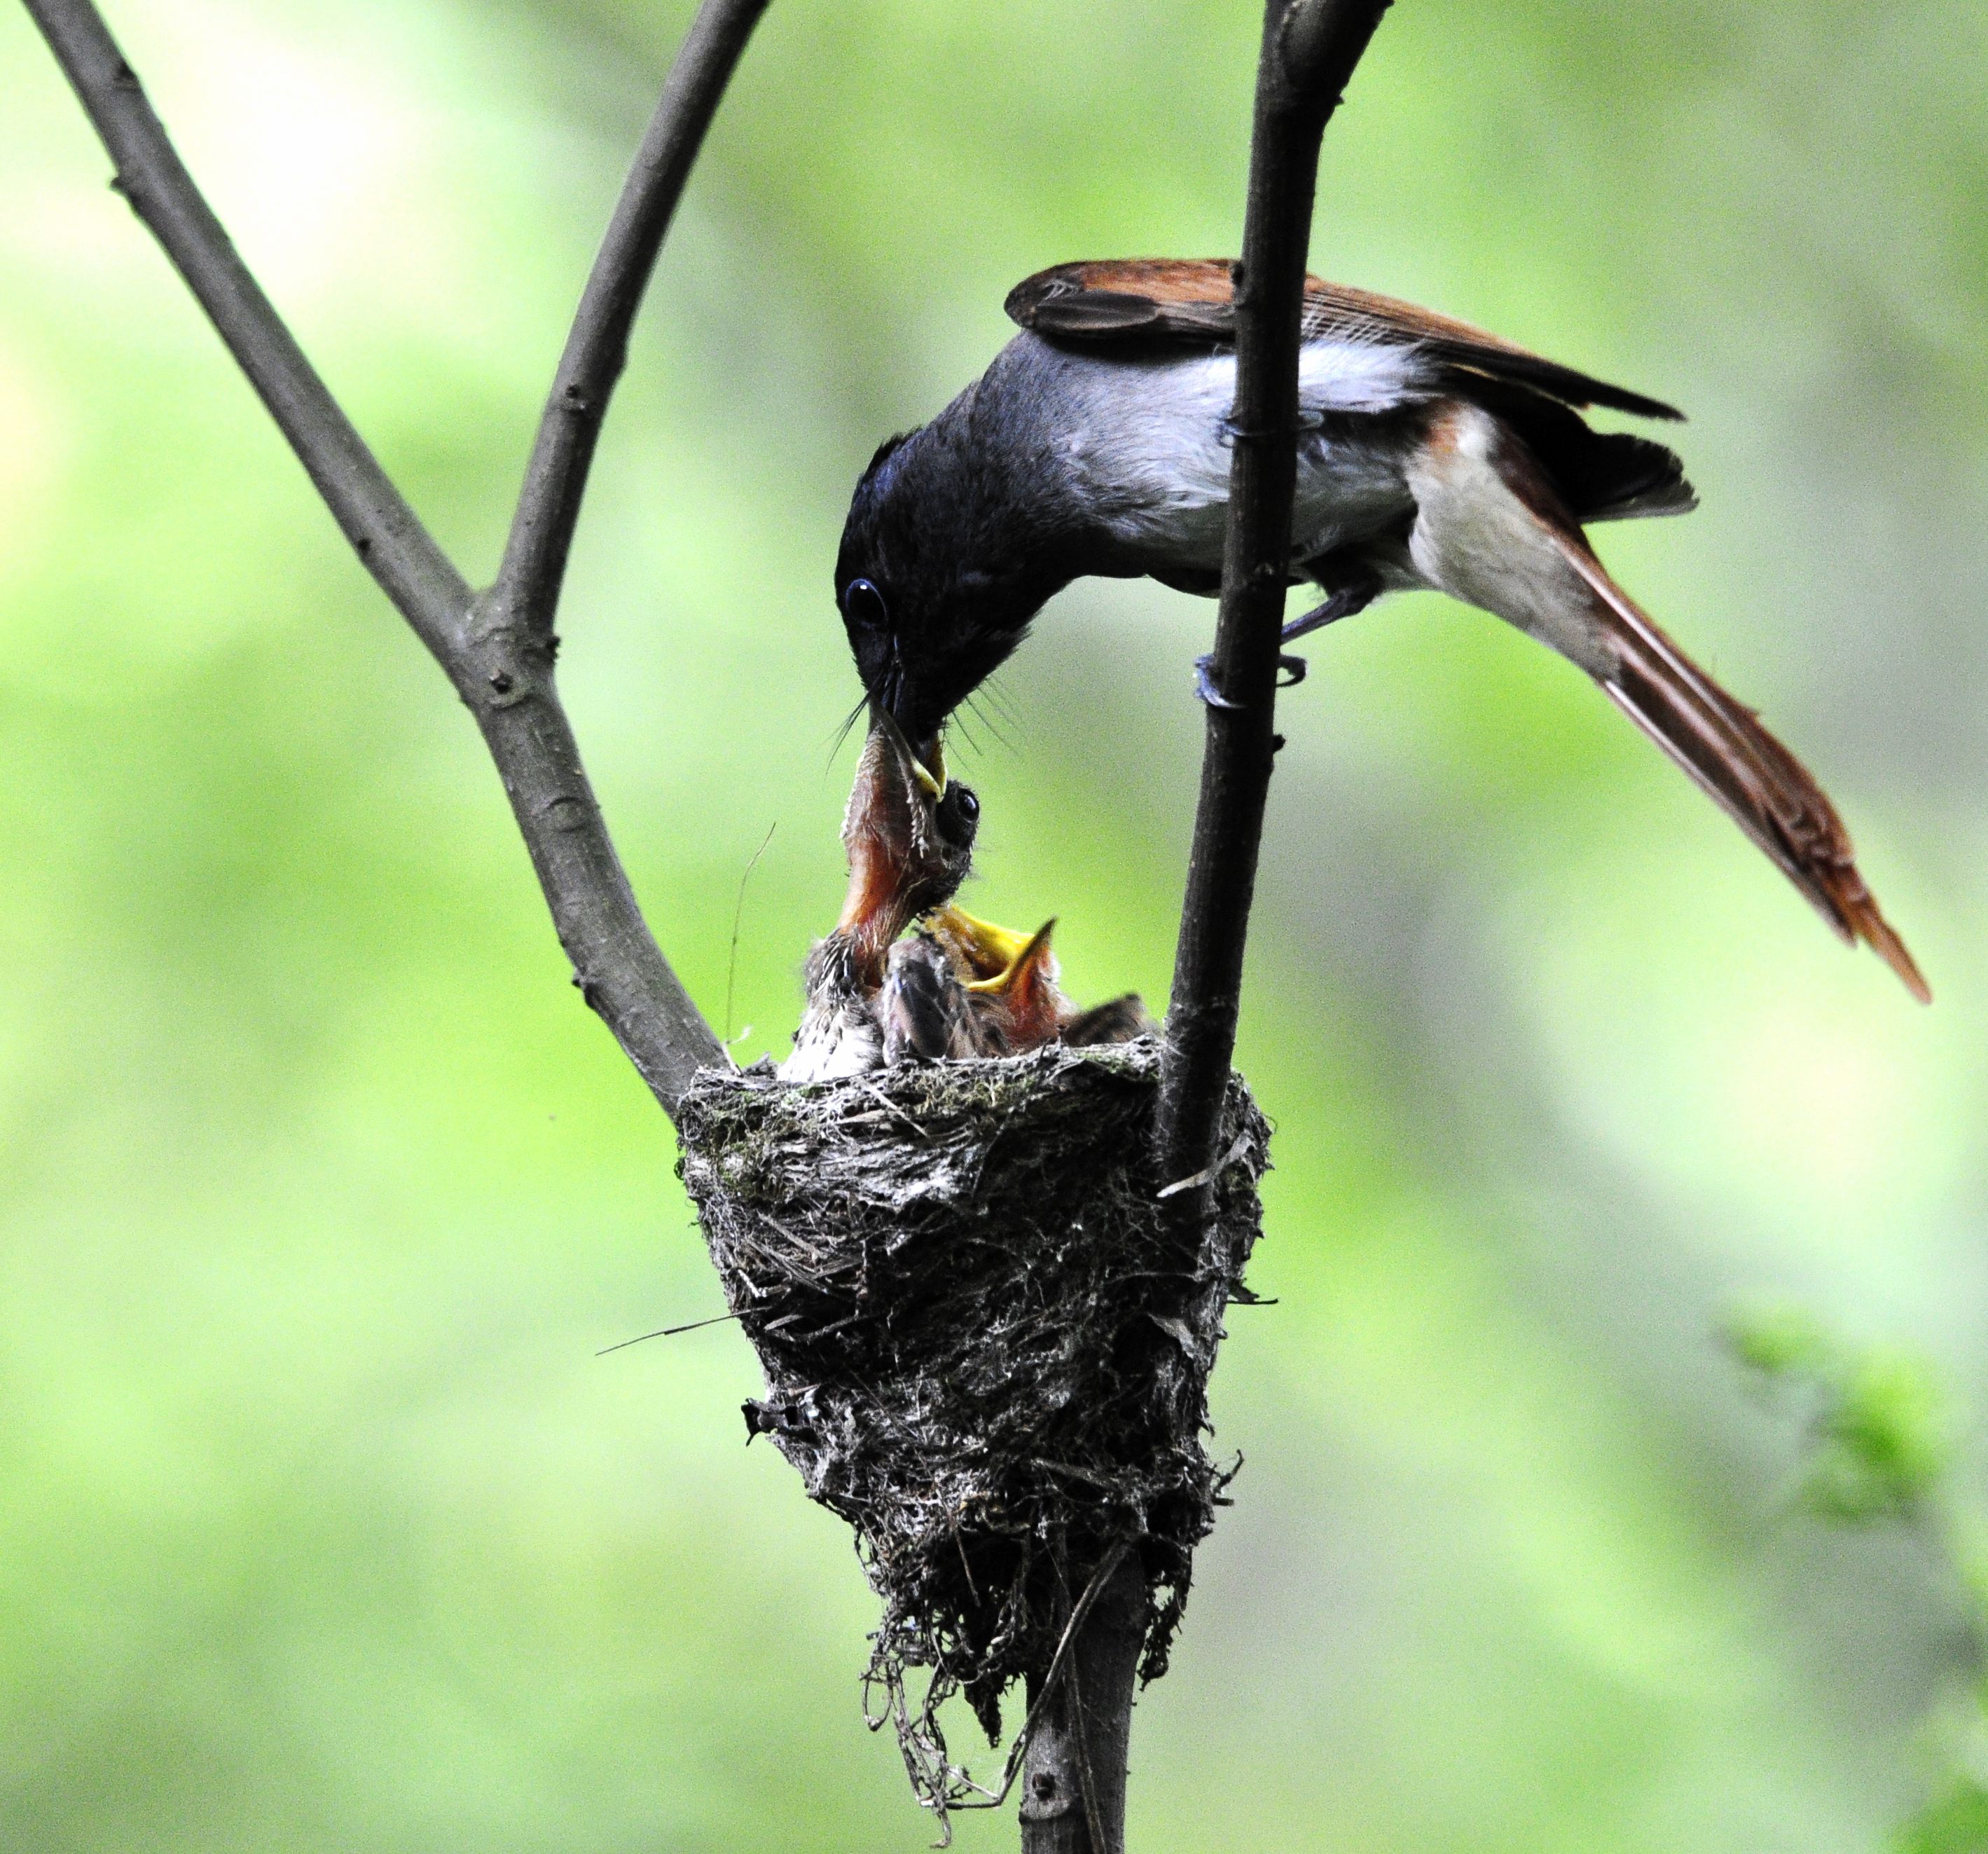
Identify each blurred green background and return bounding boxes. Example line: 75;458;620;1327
2;1;1984;1848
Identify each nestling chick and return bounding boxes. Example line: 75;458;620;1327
928;907;1152;1054
780;719;977;1083
783;721;1150;1080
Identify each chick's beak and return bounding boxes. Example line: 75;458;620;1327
967;918;1058;1000
835;725;918;947
874;708;946;799
931;905;1037;985
955;914;1063;1052
835;718;954;972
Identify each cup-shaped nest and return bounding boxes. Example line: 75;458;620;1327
675;1036;1269;1806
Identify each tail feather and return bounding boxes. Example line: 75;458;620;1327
1405;402;1925;999
1559;544;1930;1001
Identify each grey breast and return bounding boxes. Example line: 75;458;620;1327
979;329;1423;580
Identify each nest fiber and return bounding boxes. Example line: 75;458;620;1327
676;1036;1269;1804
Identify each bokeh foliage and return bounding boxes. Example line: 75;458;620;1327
1;1;1983;1848
1727;1314;1988;1853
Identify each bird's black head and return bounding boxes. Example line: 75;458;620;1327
835;425;1075;748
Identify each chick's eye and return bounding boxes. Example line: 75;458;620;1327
842;577;888;631
935;783;979;851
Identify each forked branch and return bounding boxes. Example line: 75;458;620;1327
19;0;765;1113
22;4;1393;1848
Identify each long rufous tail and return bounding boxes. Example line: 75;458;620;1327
1407;401;1927;1001
1558;535;1928;1001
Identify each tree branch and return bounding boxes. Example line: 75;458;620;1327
19;0;474;658
1154;0;1393;1226
20;0;753;1114
1002;8;1386;1846
492;0;770;644
1018;1553;1145;1854
1024;12;1395;1837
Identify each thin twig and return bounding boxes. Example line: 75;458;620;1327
18;0;472;657
493;0;771;644
595;1310;741;1356
20;0;754;1115
724;822;778;1046
1153;0;1394;1241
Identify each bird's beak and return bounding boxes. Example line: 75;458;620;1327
973;919;1056;998
934;907;1056;996
930;905;1028;984
871;707;946;799
917;735;947;799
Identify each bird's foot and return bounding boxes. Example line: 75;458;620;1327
1194;654;1243;710
1197;651;1311;701
1280;579;1373;647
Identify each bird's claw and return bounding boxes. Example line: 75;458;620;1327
1194;654;1243;710
1197;652;1307;700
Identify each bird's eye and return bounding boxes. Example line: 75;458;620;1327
936;783;979;851
843;577;889;631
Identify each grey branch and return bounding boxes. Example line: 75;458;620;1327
18;0;766;1115
1154;0;1394;1239
1010;6;1392;1851
495;0;771;645
1018;1553;1146;1854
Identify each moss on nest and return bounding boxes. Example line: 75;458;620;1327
675;1036;1269;1810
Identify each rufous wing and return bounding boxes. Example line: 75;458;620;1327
1006;257;1684;423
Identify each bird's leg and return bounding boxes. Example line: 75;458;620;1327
1276;563;1383;686
1281;575;1379;644
1197;563;1383;703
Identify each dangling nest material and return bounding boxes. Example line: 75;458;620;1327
675;1036;1269;1814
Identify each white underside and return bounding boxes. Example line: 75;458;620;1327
1048;354;1619;681
1055;339;1426;571
1402;404;1615;675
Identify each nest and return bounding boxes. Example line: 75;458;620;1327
675;1036;1270;1813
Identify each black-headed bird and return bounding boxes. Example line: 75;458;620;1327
833;258;1926;1001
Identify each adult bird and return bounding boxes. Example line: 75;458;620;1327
834;258;1928;1000
781;719;981;1083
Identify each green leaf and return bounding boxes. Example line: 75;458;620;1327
1804;1351;1948;1524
